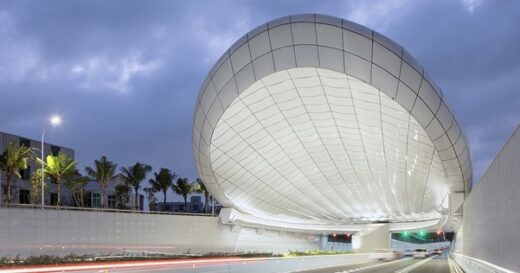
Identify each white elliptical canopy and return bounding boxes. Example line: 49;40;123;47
192;14;472;233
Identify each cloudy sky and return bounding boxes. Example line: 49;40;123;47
0;0;518;202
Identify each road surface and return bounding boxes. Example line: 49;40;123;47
299;252;453;273
2;252;460;273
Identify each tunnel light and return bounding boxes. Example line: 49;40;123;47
418;230;426;238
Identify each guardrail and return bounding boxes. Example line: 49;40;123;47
452;253;516;273
0;203;217;217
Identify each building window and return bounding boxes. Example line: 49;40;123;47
50;145;60;156
19;189;30;204
19;166;31;180
108;195;116;208
19;138;31;147
192;204;199;212
86;193;101;208
50;193;58;206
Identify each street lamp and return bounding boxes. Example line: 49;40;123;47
41;115;61;208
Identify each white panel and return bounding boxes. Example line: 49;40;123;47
292;23;317;44
315;14;342;27
194;105;205;133
402;49;422;74
200;82;218;112
453;136;466;157
447;121;461;144
249;31;271;60
425;118;444;141
229;34;248;56
419;80;441;114
213;58;233;92
400;61;422;92
253;52;275;80
316;24;342;49
230;43;252;73
411;97;434;128
218;79;239;109
439;148;457;161
295;45;319;67
206;99;224;128
273;47;296;71
268;16;290;28
269;25;293;50
436;102;454;131
372;42;401;78
342;20;372;38
200;119;213;155
371;65;399;99
235;63;256;91
373;32;401;57
433;134;452;151
396;83;416;112
345;53;371;83
318;46;343;72
343;30;372;60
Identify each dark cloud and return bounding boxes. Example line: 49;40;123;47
0;0;518;203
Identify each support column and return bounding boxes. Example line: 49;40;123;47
351;224;391;252
319;235;328;250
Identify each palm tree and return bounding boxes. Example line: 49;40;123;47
172;177;193;212
194;178;210;213
84;156;118;208
115;183;131;209
148;168;176;211
0;143;32;204
143;187;158;211
39;151;76;206
64;169;89;207
120;162;152;210
29;168;48;205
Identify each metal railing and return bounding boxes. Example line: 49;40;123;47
0;202;217;217
452;252;516;273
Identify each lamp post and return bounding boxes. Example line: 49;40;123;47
41;115;62;208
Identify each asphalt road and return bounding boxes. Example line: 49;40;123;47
299;253;451;273
11;253;454;273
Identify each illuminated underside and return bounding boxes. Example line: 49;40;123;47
211;68;448;224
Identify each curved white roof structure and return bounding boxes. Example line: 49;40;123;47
192;14;472;233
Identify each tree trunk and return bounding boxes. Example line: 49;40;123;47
211;196;215;216
135;187;139;210
163;190;167;211
6;174;11;204
56;176;61;206
204;193;208;213
184;196;187;212
100;181;105;208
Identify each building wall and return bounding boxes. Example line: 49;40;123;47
0;207;319;257
0;131;75;205
462;125;520;272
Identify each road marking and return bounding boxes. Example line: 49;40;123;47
284;259;372;273
333;258;413;273
394;255;436;273
448;256;464;273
